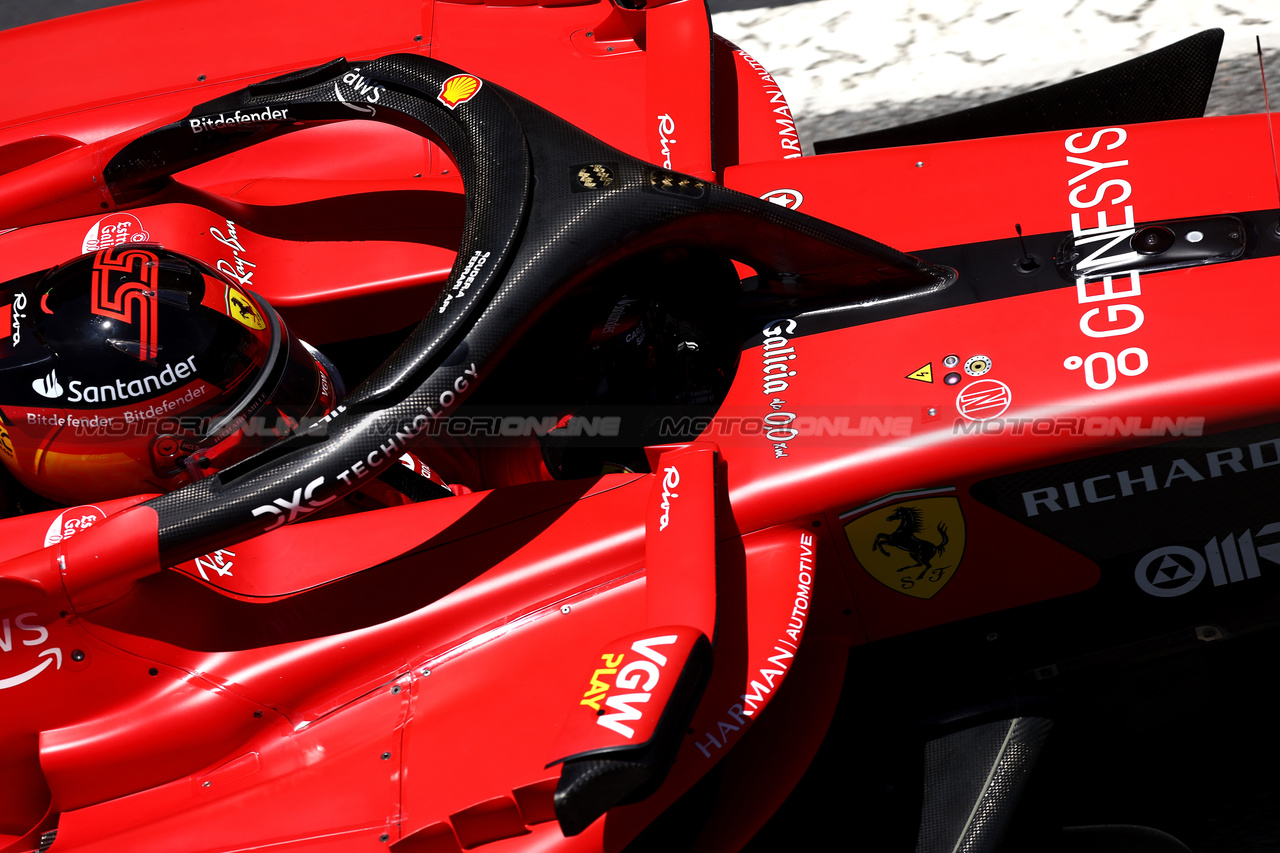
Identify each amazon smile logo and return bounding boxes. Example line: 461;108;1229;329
0;612;61;691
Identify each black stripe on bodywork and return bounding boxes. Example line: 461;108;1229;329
743;208;1280;347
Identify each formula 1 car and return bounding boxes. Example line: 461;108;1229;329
1;2;1277;852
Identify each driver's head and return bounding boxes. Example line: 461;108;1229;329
0;245;338;505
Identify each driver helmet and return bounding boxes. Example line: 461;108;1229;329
0;245;339;504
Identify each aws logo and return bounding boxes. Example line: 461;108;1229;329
579;634;679;739
842;490;967;599
335;67;385;115
0;612;61;692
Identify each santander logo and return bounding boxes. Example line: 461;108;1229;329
32;369;63;399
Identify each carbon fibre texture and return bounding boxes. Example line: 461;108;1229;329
116;54;952;563
914;716;1052;853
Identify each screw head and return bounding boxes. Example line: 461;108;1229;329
381;752;391;761
197;74;206;82
391;685;401;695
70;649;85;662
560;605;571;614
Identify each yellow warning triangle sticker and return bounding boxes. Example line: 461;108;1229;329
906;363;933;383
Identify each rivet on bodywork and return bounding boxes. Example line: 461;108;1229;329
560;605;571;614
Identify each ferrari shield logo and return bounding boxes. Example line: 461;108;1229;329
225;285;266;330
843;494;966;599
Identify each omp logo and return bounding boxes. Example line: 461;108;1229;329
32;369;63;399
92;246;159;361
956;379;1012;421
658;465;680;531
580;634;678;739
438;74;481;109
335;67;385;115
0;612;60;692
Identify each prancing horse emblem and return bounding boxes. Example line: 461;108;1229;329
842;492;967;599
873;505;949;579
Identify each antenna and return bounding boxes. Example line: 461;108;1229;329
1258;36;1280;235
1014;223;1038;272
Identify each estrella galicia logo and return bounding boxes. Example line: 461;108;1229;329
32;369;63;399
842;489;967;599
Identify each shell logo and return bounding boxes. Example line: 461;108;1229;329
438;74;482;110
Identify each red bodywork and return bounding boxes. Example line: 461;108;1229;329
1;2;1278;852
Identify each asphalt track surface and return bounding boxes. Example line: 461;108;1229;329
7;2;1280;851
